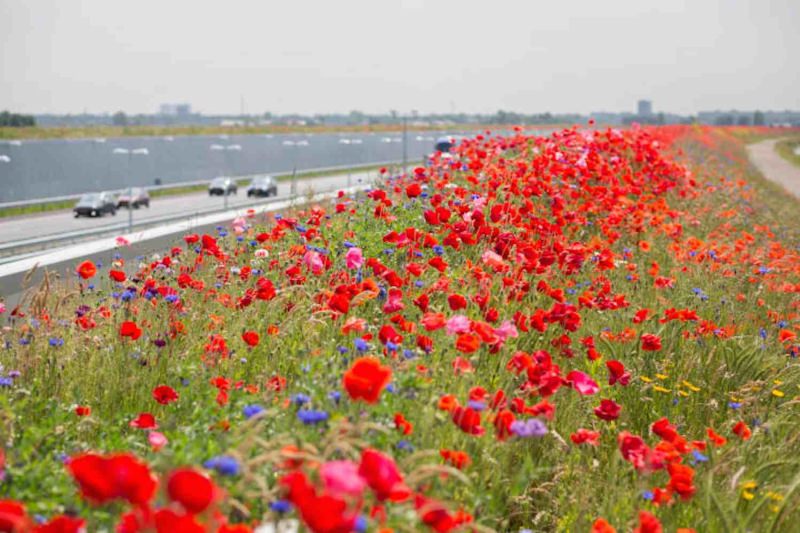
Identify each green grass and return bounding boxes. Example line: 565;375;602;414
774;137;800;168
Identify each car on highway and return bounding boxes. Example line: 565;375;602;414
73;192;117;218
433;135;466;157
116;187;150;209
208;177;237;196
246;175;278;197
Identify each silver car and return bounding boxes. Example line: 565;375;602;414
247;175;278;197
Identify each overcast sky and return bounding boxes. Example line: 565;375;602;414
1;0;798;116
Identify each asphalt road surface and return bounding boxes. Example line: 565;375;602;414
747;138;800;198
0;170;377;245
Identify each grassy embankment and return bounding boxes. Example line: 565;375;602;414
774;137;800;168
1;126;800;532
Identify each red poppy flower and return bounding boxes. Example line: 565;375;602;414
281;471;357;533
451;406;484;436
242;331;260;347
667;462;696;500
651;417;678;442
421;312;446;331
152;385;179;405
640;333;662;351
633;510;663;533
591;518;616;533
76;260;97;280
447;294;467;311
119;321;142;340
129;412;158;429
67;453;157;506
75;405;91;417
167;468;217;514
594;399;622;421
342;357;392;404
455;333;480;353
439;449;471;470
606;360;631;386
706;427;727;447
571;428;601;446
0;500;31;532
358;448;411;502
732;420;751;440
153;509;205;533
109;269;126;282
394;413;413;435
34;515;86;533
405;183;422;198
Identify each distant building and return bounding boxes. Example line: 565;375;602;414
159;103;192;116
637;100;653;116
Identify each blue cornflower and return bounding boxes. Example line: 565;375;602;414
691;450;709;464
433;245;445;256
354;338;369;352
204;455;240;476
49;337;64;347
291;393;310;406
297;409;329;425
243;404;265;419
269;500;292;513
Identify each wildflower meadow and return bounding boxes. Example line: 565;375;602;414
1;125;800;533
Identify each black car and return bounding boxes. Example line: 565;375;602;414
246;175;278;197
74;192;117;218
209;177;237;196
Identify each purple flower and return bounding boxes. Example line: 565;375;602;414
510;418;548;438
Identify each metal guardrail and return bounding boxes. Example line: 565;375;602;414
0;159;408;210
0;178;377;262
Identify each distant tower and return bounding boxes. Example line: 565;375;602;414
637;100;653;116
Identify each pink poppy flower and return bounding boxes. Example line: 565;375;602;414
345;247;363;269
321;460;366;498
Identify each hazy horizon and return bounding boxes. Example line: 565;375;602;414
2;0;798;117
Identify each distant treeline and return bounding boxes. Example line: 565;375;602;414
0;111;36;127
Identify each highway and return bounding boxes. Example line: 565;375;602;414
0;169;377;246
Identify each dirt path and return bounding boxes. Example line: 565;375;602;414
747;138;800;198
